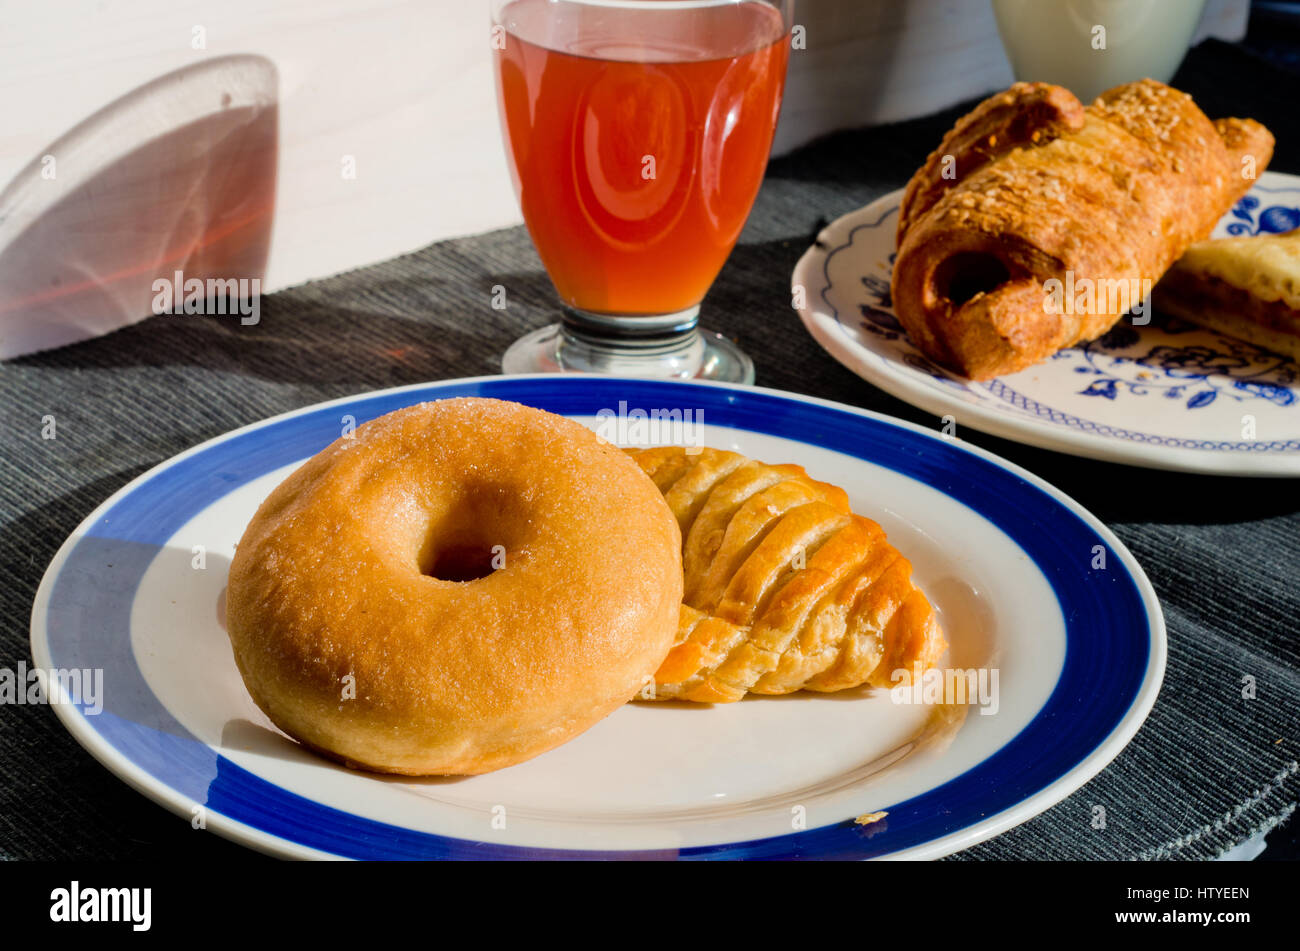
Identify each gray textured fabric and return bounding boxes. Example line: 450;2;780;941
1;41;1296;860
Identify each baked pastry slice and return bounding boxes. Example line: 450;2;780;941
891;79;1274;379
896;82;1086;244
1154;228;1300;361
628;447;946;702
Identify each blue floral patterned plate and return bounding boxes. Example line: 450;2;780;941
793;171;1300;475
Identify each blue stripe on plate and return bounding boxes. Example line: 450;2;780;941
42;377;1151;859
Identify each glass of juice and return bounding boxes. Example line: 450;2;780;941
492;0;794;382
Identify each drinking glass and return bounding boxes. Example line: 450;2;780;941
492;0;794;382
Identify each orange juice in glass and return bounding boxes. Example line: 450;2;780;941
493;0;793;381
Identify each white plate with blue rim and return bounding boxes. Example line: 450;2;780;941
31;375;1165;859
794;170;1300;476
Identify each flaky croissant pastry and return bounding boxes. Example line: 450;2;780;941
626;447;945;703
891;79;1274;380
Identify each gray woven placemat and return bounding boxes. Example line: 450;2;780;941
1;40;1296;860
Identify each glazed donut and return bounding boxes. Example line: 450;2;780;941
225;397;682;775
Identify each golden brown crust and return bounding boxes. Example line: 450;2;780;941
627;448;944;703
897;81;1087;244
1155;231;1300;361
226;398;683;775
1163;227;1300;309
891;80;1275;380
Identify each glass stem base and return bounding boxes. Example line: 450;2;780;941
502;306;754;383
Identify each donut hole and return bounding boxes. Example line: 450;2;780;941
932;252;1012;306
416;483;526;583
424;543;499;583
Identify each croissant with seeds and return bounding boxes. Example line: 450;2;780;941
891;79;1274;380
626;447;946;703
